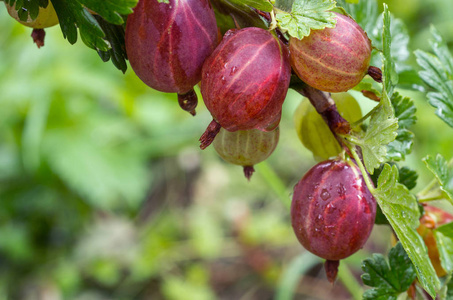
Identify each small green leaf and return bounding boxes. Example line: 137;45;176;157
398;166;418;190
78;0;138;24
387;92;416;161
374;164;440;298
370;164;418;191
391;92;417;129
415;26;453;128
386;129;413;161
275;0;336;40
361;242;417;300
52;0;109;51
382;4;398;98
348;92;398;174
423;154;453;204
94;15;128;73
434;222;453;274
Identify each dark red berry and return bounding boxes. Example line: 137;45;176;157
199;27;291;149
290;13;372;92
125;0;218;114
291;159;376;262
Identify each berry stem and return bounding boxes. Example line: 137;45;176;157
325;260;340;283
367;66;383;83
199;119;222;149
177;89;198;116
243;166;255;180
418;194;444;203
349;146;376;193
31;29;46;48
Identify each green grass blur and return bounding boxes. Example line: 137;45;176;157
0;1;452;299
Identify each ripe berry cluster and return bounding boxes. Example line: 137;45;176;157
123;0;381;281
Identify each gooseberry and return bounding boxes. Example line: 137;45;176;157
213;127;279;179
199;27;291;149
291;159;376;282
294;92;362;161
290;12;372;93
125;0;218;115
5;1;59;29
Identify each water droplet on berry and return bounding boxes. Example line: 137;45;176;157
337;183;346;197
326;203;337;213
321;189;330;201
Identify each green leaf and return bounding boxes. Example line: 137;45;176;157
386;129;413;161
94;15;128;73
361;242;417;300
398;166;418;190
348;92;398;174
374;164;440;298
78;0;137;24
226;0;273;12
415;26;453;128
370;164;418;191
423;154;453;204
52;0;109;51
391;92;417;129
434;222;453;274
275;0;337;40
382;4;398;98
386;92;416;161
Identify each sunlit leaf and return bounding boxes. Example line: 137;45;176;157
423;154;453;204
276;0;336;40
374;164;440;298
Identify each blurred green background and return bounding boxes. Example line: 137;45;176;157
1;0;453;299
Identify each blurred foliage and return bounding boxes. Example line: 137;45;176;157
1;0;453;299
